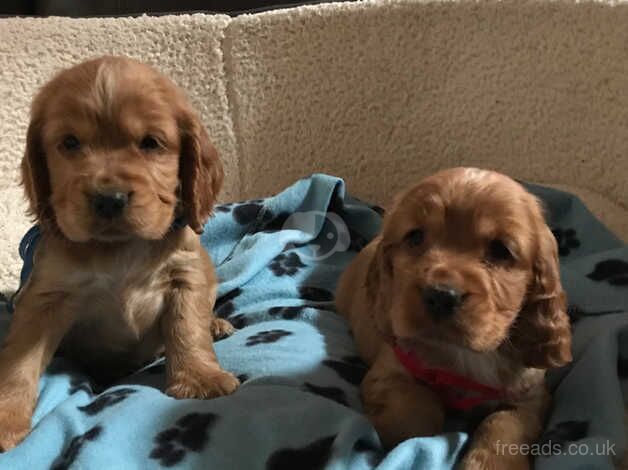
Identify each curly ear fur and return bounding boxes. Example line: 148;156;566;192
178;109;224;234
20;117;53;226
513;224;572;369
365;240;396;339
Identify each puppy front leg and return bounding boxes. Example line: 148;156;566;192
0;291;74;451
162;284;239;399
459;392;549;470
362;346;445;449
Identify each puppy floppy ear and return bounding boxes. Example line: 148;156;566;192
512;224;572;369
365;239;395;338
21;117;52;225
178;109;224;234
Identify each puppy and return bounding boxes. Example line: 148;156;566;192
336;168;572;469
0;56;239;450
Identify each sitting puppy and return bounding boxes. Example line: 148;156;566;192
336;168;572;469
0;56;239;450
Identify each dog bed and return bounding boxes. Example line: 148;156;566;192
0;174;626;470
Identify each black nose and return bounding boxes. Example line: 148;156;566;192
422;285;464;318
90;192;129;219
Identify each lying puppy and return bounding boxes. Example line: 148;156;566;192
336;168;572;469
0;56;239;450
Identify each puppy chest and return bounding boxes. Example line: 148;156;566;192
69;267;168;339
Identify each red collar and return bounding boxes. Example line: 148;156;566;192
392;345;508;411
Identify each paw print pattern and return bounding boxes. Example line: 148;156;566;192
538;420;589;448
246;329;293;346
51;425;102;470
150;413;218;467
229;314;248;329
298;286;334;302
586;259;628;286
268;306;306;320
214;203;234;213
78;388;137;416
233;203;264;225
303;382;348;406
266;435;336;470
551;228;581;256
261;211;292;233
323;356;368;385
269;253;306;276
215;288;243;318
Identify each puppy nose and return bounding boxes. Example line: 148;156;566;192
422;284;464;319
90;191;129;219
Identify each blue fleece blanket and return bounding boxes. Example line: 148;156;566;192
0;174;627;469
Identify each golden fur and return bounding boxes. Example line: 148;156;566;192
0;56;238;451
336;168;572;469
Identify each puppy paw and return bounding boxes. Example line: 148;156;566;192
460;448;529;470
166;368;239;400
0;409;31;452
210;318;236;340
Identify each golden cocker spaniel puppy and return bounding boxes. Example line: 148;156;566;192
336;168;572;469
0;56;238;450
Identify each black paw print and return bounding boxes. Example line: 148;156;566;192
303;383;348;406
551;228;581;256
229;314;248;329
268;306;306;320
246;329;293;346
587;259;628;286
214;203;234;213
323;356;368;386
269;253;306;276
215;288;243;318
150;412;218;467
261;211;292;233
233;203;265;225
538;420;588;448
299;286;334;302
51;425;102;470
266;435;336;470
78;388;137;416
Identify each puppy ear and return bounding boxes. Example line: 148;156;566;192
365;240;396;338
512;225;572;369
20;117;52;224
178;109;224;234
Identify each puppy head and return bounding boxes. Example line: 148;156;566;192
21;56;223;242
367;168;571;368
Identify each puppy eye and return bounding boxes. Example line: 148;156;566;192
486;239;514;263
139;135;161;151
404;229;425;247
61;135;81;152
